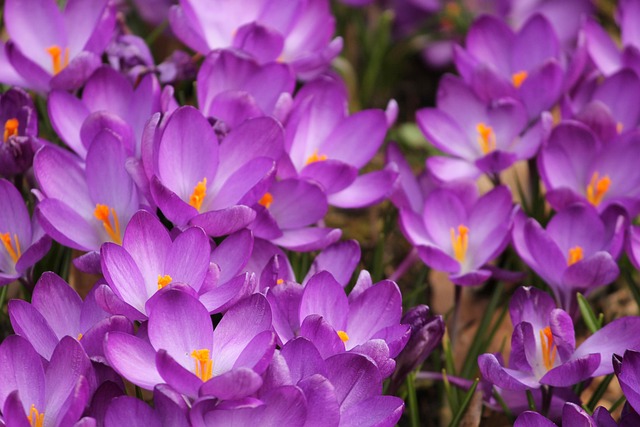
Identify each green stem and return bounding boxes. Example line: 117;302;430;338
407;372;421;427
448;378;480;427
0;285;8;315
526;390;536;411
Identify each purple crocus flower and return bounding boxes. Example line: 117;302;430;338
104;289;275;399
0;335;94;427
399;185;514;286
512;203;623;312
0;179;51;286
0;88;41;177
454;13;565;119
539;122;640;216
614;350;640;417
97;210;250;320
417;75;548;180
197;49;295;129
1;0;116;92
514;402;618;427
169;0;343;79
147;106;283;236
280;76;398;208
34;133;141;271
103;386;189;427
478;287;640;391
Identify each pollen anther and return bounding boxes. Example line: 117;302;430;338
337;330;349;342
259;192;273;209
586;172;611;207
157;274;172;290
512;71;528;88
46;45;69;75
3;118;19;142
191;348;213;381
305;149;327;165
94;204;122;245
567;246;584;266
476;123;496;154
539;326;557;371
1;232;22;263
189;178;207;211
27;404;44;427
450;225;469;263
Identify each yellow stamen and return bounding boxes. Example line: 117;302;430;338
449;225;469;263
276;278;284;285
27;404;44;427
3;118;19;143
305;149;327;165
46;45;69;75
189;178;207;212
93;204;122;245
617;122;624;134
77;333;83;341
191;349;213;381
586;172;611;207
1;232;22;263
539;327;557;371
567;246;584;266
476;123;496;154
337;330;349;342
512;71;528;89
259;192;273;209
157;274;172;290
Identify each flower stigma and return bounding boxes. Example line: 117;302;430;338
476;123;496;154
3;118;18;142
450;225;469;263
586;172;611;207
189;178;207;211
567;246;584;266
191;349;213;381
46;45;70;75
305;149;327;165
1;232;22;263
157;274;172;290
539;326;557;371
28;404;44;427
259;192;273;209
512;71;528;89
337;330;350;343
94;204;122;244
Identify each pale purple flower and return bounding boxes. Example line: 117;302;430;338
0;88;41;177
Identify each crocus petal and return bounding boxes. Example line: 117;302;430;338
0;336;44;413
327;168;399;209
514;411;557;427
266;282;304;345
300;271;348;330
104;396;161;427
3;390;31;427
340;395;404;427
31;272;82;339
300;160;358;194
104;332;163;390
465;15;514;76
36;199;100;251
48;90;90;157
101;243;148;315
347;281;402;346
299;315;344;359
326;352;381;411
584;18;622;75
155;350;202;398
211;229;253;284
200;367;263;400
297;375;340;427
303;240;361;287
540;353;601;386
189;206;256;237
478;353;540;390
5;42;50;92
8;300;59;360
50;51;101;91
271;227;341;252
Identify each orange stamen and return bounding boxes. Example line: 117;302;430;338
276;278;284;285
1;232;22;263
157;274;172;290
93;204;122;244
476;123;496;154
27;404;44;427
305;149;327;165
259;192;273;209
512;71;528;89
567;246;584;266
586;172;611;207
617;122;624;134
450;225;469;263
539;327;557;371
46;45;69;75
337;330;350;343
189;178;207;211
77;333;83;341
3;118;19;143
191;349;213;381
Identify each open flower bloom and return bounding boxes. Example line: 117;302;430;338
147;106;284;236
539;122;640;216
417;75;548;181
514;402;620;427
103;387;190;427
478;287;640;391
512;203;623;313
196;49;295;129
0;88;41;177
1;0;115;92
0;335;93;427
453;14;566;119
34;134;141;268
280;76;398;208
104;290;275;399
0;179;51;286
98;210;250;320
169;0;342;79
613;350;640;421
9;272;132;362
399;185;514;286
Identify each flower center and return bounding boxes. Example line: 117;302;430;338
586;172;611;207
191;348;213;381
157;274;172;290
476;123;496;154
189;178;207;212
28;404;44;427
1;232;22;263
3;118;19;143
511;71;528;89
94;204;122;245
567;246;584;266
450;224;469;263
276;278;284;285
305;149;327;165
337;330;349;342
46;45;69;75
539;326;557;371
259;192;273;209
77;333;83;340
